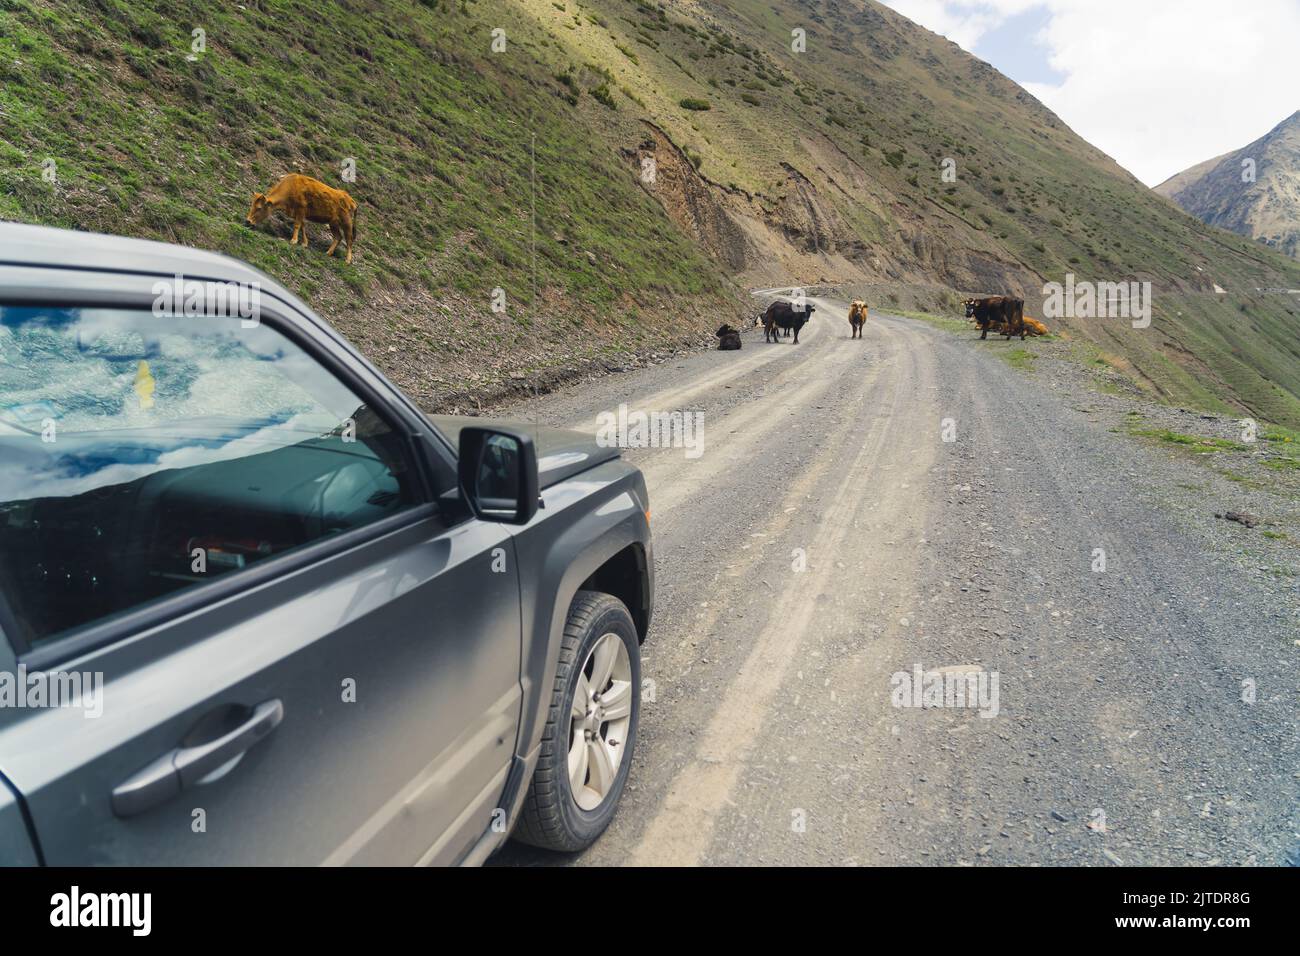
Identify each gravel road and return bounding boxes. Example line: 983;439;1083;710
495;298;1298;866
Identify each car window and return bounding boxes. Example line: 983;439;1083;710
0;305;424;649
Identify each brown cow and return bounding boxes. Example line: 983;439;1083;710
848;300;868;339
848;300;867;336
247;174;358;264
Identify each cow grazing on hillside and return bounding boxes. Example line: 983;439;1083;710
762;300;815;343
964;296;1026;340
848;300;868;339
716;323;742;350
247;173;358;264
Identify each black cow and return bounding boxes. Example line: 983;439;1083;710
716;323;742;350
762;301;815;343
964;296;1025;340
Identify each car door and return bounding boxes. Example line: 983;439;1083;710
0;292;521;865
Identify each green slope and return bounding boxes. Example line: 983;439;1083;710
530;0;1300;424
0;0;743;408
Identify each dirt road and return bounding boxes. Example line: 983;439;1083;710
496;298;1298;866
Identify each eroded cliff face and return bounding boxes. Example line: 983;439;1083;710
625;122;1039;298
622;123;753;273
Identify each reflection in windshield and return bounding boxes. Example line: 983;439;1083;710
0;413;354;503
0;305;417;646
0;306;362;500
0;305;358;434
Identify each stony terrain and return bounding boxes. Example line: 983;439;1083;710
494;299;1299;866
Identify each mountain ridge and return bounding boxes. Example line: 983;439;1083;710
1155;110;1300;262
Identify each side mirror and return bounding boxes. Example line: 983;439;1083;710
457;426;540;525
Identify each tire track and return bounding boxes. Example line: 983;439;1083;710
628;314;938;865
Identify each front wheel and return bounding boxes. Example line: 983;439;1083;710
513;591;641;852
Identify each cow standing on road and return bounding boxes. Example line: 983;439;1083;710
848;300;868;339
762;301;815;343
964;296;1026;340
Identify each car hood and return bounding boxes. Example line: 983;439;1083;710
428;415;620;489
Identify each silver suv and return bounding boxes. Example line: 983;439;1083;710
0;224;653;865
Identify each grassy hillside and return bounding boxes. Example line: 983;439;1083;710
527;0;1300;425
0;0;743;409
2;0;1299;426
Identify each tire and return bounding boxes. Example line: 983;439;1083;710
513;590;641;852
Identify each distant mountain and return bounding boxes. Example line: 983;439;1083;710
1155;111;1300;260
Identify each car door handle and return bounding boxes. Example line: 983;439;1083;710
112;699;284;818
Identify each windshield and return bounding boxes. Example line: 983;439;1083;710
0;306;365;495
0;305;420;646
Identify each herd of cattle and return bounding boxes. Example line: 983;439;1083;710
962;295;1048;340
237;176;1049;346
718;294;1049;350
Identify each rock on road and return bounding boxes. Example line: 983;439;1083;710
494;298;1298;867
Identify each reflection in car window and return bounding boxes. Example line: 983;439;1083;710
477;434;520;503
0;306;422;648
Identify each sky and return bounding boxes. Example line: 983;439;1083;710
878;0;1300;187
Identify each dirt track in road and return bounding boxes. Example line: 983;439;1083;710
495;299;1298;867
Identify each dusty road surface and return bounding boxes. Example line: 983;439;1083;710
495;298;1298;867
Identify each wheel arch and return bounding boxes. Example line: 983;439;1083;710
510;467;653;766
578;543;650;642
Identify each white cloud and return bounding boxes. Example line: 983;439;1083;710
881;0;1300;186
881;0;1012;48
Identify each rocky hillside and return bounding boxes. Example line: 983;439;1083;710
559;0;1300;425
3;0;1299;425
1155;111;1300;262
